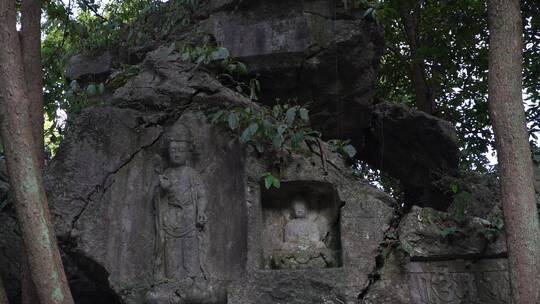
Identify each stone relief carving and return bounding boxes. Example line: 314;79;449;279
148;124;214;303
270;195;339;269
408;264;511;304
282;197;327;250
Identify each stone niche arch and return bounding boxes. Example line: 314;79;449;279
260;181;343;269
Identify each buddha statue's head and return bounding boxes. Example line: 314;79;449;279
291;197;308;219
166;124;193;167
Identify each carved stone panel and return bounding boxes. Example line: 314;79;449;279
407;259;511;304
261;181;343;269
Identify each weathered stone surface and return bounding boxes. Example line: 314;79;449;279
200;0;384;145
446;172;502;219
0;1;506;302
45;107;164;239
112;46;251;111
1;102;393;303
360;203;511;304
199;0;460;210
399;207;506;259
45;109;249;303
228;141;394;303
362;256;512;304
364;102;460;210
66;51;114;81
65;0;460;210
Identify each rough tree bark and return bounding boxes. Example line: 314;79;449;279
0;1;74;304
20;1;46;302
20;0;45;167
19;0;45;304
487;0;540;303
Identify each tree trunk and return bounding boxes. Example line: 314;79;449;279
0;276;8;304
21;262;39;304
20;0;45;167
487;0;540;303
20;1;46;302
0;1;74;304
395;0;434;114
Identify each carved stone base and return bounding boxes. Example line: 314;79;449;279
271;248;338;269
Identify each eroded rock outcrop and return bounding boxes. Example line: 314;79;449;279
361;206;511;304
199;0;384;144
364;102;460;210
45;106;394;303
62;0;461;210
0;1;481;302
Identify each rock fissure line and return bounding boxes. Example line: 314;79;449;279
358;208;403;302
69;127;164;232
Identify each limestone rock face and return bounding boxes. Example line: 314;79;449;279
41;106;394;303
361;205;512;304
197;0;460;210
0;1;490;302
65;0;461;210
399;206;506;259
111;47;251;111
362;256;512;304
200;0;384;146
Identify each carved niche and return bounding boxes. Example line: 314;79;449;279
261;181;343;269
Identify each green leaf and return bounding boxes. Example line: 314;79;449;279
273;105;282;118
237;62;248;74
249;79;259;100
86;84;97;96
181;52;191;61
362;7;374;19
70;80;79;91
240;123;258;143
167;42;176;55
342;144;357;158
299;108;309;121
210;47;230;60
399;240;415;256
290;131;304;149
264;175;273;189
97;83;105;95
385;231;398;240
285;107;297;125
226;63;237;73
440;226;462;237
451;184;459;193
382;246;391;259
272;134;284;148
210;110;224;124
262;119;273;134
263;173;280;189
277;124;287;136
255;140;265;153
228;112;239;130
272;177;281;188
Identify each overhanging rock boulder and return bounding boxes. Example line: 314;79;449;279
66;51;114;83
363;102;460;210
65;0;460;210
199;0;384;145
197;1;459;209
